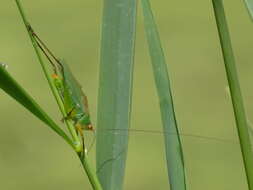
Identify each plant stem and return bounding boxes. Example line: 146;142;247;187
14;0;82;152
212;0;253;189
79;154;103;190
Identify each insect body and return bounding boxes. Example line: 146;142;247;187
53;61;93;133
28;26;94;148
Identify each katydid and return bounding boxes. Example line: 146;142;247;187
28;27;94;154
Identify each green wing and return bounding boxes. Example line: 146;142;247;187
59;60;90;117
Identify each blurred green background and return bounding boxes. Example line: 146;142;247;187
1;0;253;189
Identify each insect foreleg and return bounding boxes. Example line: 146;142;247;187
60;107;75;122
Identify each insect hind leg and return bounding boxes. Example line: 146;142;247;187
74;122;86;159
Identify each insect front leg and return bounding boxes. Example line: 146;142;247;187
60;107;75;122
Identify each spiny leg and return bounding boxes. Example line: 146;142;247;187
75;123;86;159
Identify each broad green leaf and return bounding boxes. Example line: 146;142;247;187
244;0;253;21
0;65;73;148
141;0;186;189
96;0;137;189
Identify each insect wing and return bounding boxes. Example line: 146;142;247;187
60;60;89;116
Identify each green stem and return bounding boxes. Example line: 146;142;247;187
79;154;103;190
14;0;82;152
212;0;253;189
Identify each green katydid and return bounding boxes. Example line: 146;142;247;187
28;27;94;154
53;60;94;132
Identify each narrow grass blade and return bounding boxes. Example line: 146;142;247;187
141;0;186;189
243;0;253;21
0;65;74;148
212;0;253;189
96;0;137;189
226;87;253;147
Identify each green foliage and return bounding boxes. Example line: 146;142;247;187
141;0;186;189
96;0;137;189
212;0;253;189
1;1;253;189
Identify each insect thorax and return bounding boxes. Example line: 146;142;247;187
76;113;91;126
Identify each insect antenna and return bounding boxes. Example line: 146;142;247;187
100;128;237;143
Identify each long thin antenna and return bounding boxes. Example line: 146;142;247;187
100;128;237;143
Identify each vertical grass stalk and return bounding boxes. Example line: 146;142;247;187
141;0;186;189
96;0;137;189
212;0;253;189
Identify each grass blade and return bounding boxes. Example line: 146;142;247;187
0;64;74;149
212;0;253;189
141;0;186;189
244;0;253;21
96;0;137;189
